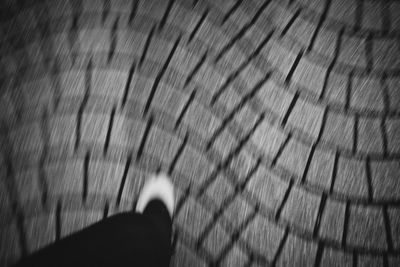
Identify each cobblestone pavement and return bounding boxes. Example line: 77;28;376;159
0;0;399;266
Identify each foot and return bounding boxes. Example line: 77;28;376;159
135;173;175;218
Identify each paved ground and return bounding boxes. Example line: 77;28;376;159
0;0;399;265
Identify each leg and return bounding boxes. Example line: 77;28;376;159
15;174;175;267
15;210;171;267
143;199;173;245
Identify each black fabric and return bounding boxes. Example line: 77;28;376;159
14;200;172;267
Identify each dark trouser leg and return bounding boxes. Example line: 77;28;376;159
14;200;172;267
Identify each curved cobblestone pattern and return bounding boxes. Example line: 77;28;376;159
0;0;399;266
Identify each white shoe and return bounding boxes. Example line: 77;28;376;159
135;173;175;218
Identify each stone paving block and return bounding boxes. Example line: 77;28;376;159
25;214;55;253
338;35;367;68
176;196;213;240
370;160;400;200
220;244;249;267
151;84;189;120
183;101;221;140
174;145;215;188
276;234;318;267
0;92;18;123
192;63;226;95
120;168;148;204
0;222;21;266
328;0;356;26
389;256;400;267
45;0;72;18
81;113;109;147
78;28;110;54
110;115;145;152
362;0;383;31
10;122;43;157
281;187;321;232
357;255;384;267
229;147;258;182
217;121;245;151
17;78;53;117
388;207;400;249
59;70;85;98
173;184;188;208
239;62;265;92
322;111;354;150
215;86;241;116
390;2;400;31
76;12;102;31
217;47;247;77
357;117;383;154
256;80;295;119
334;156;369;198
81;0;102;12
109;0;131;12
351;76;384;112
144;126;182;166
61;210;103;238
232;103;259;136
258;2;294;34
292;57;326;97
21;41;45;67
244;26;270;53
160;67;188;92
319;198;346;243
167;4;200;34
207;0;236;15
306;148;335;189
250;120;287;159
170;46;202;76
51;33;74;61
246;166;289;213
196;20;230;52
0;175;13;223
84;96;116;115
263;39;298;77
88;159;124;196
144;36;175;66
137;0;168;19
92;69;128;99
131;14;157;34
49;115;76;149
312;26;337;58
14;170;42;207
287;98;324;140
222;195;254;231
320;246;353;267
347;205;387;249
386;118;400;154
387;77;400;112
115;29;146;56
324;71;348;106
202;222;231;260
171;240;208;267
286;16;317;48
46;159;83;196
249;262;265;267
124;75;153;106
240;214;285;260
296;0;325;12
224;3;253;30
204;174;235;207
276;138;311;177
372;39;400;70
